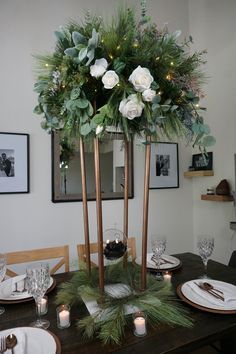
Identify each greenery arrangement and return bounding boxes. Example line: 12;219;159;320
56;260;192;345
35;2;212;345
33;2;215;150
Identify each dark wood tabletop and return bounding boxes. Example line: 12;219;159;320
1;252;236;354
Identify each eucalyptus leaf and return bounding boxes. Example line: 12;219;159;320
193;132;204;146
199;135;216;147
80;123;92;136
34;80;48;93
33;105;43;114
78;47;88;62
86;49;95;66
164;98;171;105
40;120;48;130
80;111;89;123
171;105;178;112
54;30;65;40
76;98;89;109
88;28;99;49
90;119;97;130
202;124;210;134
152;95;161;104
72;31;86;45
64;47;78;58
161;105;170;112
152;103;160;112
52;117;59;124
87;101;94;116
70;87;81;100
192;122;202;134
151;81;159;90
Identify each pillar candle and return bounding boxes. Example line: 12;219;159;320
134;316;146;336
163;272;172;283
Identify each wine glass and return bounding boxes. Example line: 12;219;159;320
26;262;50;329
151;235;167;280
0;253;7;315
197;235;214;278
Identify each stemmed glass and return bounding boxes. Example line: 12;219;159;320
26;262;50;329
197;235;214;279
151;235;167;280
0;253;7;315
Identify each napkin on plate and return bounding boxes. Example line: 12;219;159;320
0;278;13;298
188;280;236;307
4;328;26;354
0;275;26;298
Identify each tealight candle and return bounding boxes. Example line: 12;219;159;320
38;296;48;315
163;271;172;283
57;304;71;329
133;311;147;337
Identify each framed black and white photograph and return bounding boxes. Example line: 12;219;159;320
150;142;179;189
0;132;29;194
192;152;213;171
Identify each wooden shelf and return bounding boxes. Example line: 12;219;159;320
184;170;214;178
201;194;234;202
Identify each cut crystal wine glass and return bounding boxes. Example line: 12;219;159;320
26;262;50;329
151;235;167;280
0;253;7;315
197;235;214;279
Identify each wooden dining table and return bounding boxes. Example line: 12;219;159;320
1;252;236;354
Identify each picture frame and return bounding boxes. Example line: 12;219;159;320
0;132;29;194
149;142;179;189
192;152;213;171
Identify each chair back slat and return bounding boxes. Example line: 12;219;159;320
6;245;69;276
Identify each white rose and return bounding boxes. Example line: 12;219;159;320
90;58;108;78
142;88;156;102
96;125;104;135
102;70;119;89
129;65;154;92
119;94;144;120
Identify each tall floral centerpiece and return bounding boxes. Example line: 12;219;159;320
34;2;214;345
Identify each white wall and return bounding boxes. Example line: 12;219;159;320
189;0;236;264
0;0;194;268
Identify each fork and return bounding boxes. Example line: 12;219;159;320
0;336;7;353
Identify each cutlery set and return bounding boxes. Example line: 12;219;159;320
151;255;175;266
194;281;225;301
0;334;17;353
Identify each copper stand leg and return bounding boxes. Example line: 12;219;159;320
123;139;129;267
94;137;104;294
80;138;91;274
141;138;151;290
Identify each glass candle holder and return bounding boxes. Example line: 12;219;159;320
37;295;48;315
56;304;71;329
36;295;48;316
163;271;172;283
133;311;147;337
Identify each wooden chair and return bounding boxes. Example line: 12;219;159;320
6;245;69;277
77;237;136;267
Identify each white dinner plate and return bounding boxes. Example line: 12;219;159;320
0;327;60;354
180;279;236;312
135;253;181;270
0;275;54;301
